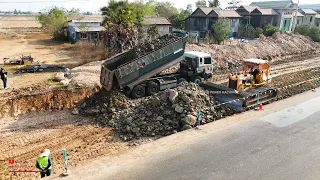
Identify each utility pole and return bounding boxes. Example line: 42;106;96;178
292;0;300;32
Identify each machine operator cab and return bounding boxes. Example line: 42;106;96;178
182;51;214;81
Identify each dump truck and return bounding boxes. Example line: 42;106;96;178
100;30;214;98
3;55;34;65
200;58;277;111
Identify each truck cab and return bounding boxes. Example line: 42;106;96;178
180;51;213;83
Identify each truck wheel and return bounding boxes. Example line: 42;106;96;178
177;78;187;84
131;85;146;99
146;82;159;96
124;88;131;97
192;76;202;84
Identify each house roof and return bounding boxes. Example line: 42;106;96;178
68;20;102;23
143;16;171;25
199;7;221;15
74;26;105;32
215;9;242;18
299;9;317;14
296;12;304;17
256;8;279;15
250;0;295;9
244;58;268;64
240;5;260;13
184;51;211;58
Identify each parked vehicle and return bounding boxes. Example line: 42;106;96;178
3;55;34;65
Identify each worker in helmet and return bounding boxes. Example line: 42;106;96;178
36;149;52;178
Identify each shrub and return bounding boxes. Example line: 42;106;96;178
308;26;320;42
255;27;264;37
295;24;320;42
263;24;280;36
294;24;311;36
212;18;232;44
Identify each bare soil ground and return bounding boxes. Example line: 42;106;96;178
0;111;129;180
0;32;76;93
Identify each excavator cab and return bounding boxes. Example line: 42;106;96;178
227;58;272;92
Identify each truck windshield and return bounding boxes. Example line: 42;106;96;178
204;57;211;64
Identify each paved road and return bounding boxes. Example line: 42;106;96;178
50;89;320;180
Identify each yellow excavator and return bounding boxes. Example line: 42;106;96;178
200;58;277;111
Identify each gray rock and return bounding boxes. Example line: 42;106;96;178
175;105;184;113
72;108;79;115
146;111;153;117
181;94;191;103
108;120;115;127
221;109;226;114
182;89;192;95
108;107;116;113
191;92;198;99
156;116;164;121
160;92;169;101
181;114;197;126
80;102;86;108
181;124;192;131
169;89;179;103
151;97;161;106
126;117;133;124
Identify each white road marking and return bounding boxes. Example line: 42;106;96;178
260;96;320;127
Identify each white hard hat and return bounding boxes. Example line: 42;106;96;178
39;149;50;157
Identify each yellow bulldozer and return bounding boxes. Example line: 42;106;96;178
227;58;272;91
200;58;277;111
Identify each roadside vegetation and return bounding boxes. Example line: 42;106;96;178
295;24;320;42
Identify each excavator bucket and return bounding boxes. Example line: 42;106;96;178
199;82;277;112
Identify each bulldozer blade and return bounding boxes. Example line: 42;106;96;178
199;82;246;111
199;82;277;112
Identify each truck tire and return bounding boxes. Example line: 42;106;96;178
192;76;202;84
146;82;159;96
177;78;187;84
131;85;146;99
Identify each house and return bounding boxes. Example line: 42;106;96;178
295;12;304;25
250;0;297;32
236;6;278;27
316;14;320;27
298;9;317;25
185;7;241;38
67;20;105;42
142;16;172;36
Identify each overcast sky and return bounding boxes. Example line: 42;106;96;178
0;0;316;12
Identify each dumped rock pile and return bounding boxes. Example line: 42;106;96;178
116;33;182;68
81;82;237;141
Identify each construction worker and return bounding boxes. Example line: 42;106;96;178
36;149;52;178
0;68;8;89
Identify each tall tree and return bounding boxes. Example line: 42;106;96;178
195;0;207;7
208;0;220;7
101;0;139;52
155;1;178;19
226;0;241;9
170;4;193;29
37;7;79;40
212;18;232;44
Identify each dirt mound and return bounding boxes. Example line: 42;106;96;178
80;83;236;141
186;33;320;62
